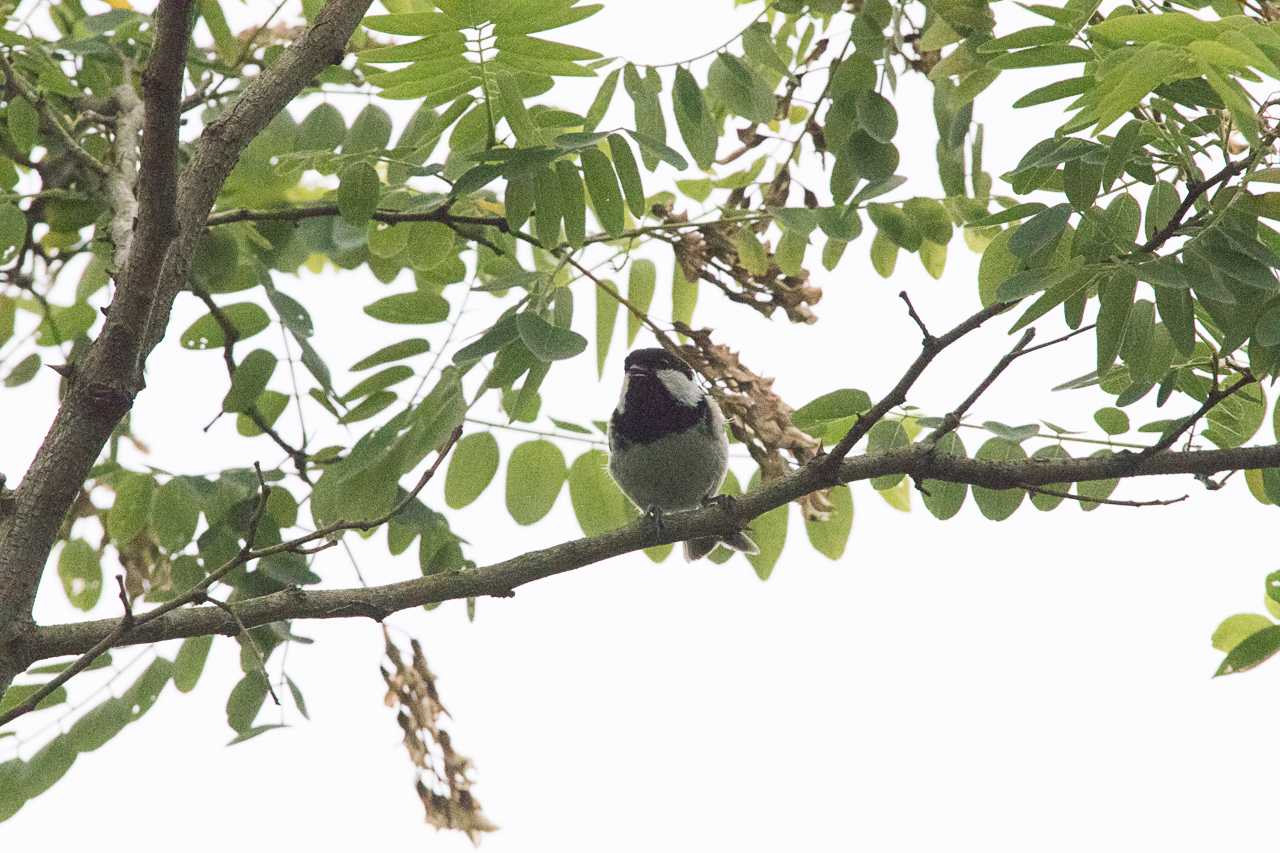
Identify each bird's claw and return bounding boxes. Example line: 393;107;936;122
644;505;666;534
704;493;738;517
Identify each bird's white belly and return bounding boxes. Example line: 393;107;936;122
609;427;728;512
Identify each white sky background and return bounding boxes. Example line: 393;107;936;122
4;0;1280;849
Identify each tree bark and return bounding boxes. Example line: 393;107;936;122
0;0;375;695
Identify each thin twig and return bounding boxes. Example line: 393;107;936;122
0;52;107;177
1139;372;1254;459
924;327;1036;447
898;290;934;344
203;595;281;706
0;426;463;726
1022;484;1189;509
192;288;312;482
1137;158;1251;254
822;299;1012;471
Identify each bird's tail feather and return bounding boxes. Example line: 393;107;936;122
683;531;760;562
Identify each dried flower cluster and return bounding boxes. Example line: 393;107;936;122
659;204;823;325
674;325;833;521
382;634;495;844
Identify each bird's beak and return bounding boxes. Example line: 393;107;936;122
626;366;652;378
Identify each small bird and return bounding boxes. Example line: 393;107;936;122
608;347;758;561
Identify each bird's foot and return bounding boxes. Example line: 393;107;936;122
703;493;739;518
644;505;666;535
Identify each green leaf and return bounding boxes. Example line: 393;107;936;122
180;303;271;350
1145;180;1179;242
868;204;921;251
517;311;587;361
4;352;40;387
341;365;412;402
65;697;131;753
222;349;278;414
804;485;853;560
627;259;656;345
0;203;25;263
867;419;912;489
151;478;200;552
1029;444;1072;511
1093;406;1130;435
672;264;697;329
745;471;787;580
337;161;381;224
237;390;288;436
869;231;898;278
856;90;898;143
584;68;619;131
299;102;347;151
595;278;620;377
707;53;775;123
506;440;567;525
1076;449;1119;511
580;147;625;236
108;473;154;544
555;159;587;246
351;338;431;371
1215;624;1280;676
972;438;1026;520
496;70;539;145
534;164;563;246
567;449;635;536
672;66;717;170
624;129;689;171
57;539;102;611
344;103;393;153
228;724;290;746
119;657;173;721
1007;202;1071;258
363;291;450;324
7;96;38;154
226;672;268;733
445;431;500;509
921;432;968;520
624;63;668;170
173;635;213;693
1211;613;1275;653
608;134;646;215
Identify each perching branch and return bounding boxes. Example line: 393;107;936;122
13;436;1280;670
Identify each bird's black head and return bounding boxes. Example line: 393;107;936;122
623;347;694;379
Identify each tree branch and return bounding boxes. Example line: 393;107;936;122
1;430;460;726
14;435;1280;669
191;288;313;482
924;327;1036;447
0;0;374;698
822;295;1011;471
0;0;193;677
1137;158;1250;254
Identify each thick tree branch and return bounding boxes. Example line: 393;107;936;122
0;1;192;673
0;0;374;697
12;437;1280;667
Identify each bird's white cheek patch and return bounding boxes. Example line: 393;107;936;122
657;369;703;407
616;374;630;413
